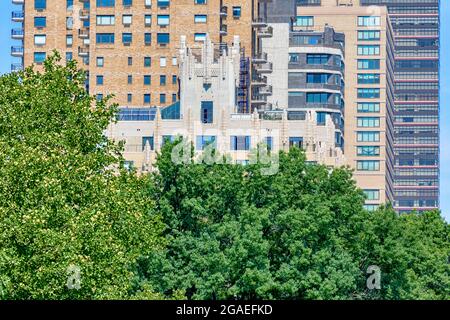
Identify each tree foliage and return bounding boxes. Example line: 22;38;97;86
0;54;164;299
140;141;449;300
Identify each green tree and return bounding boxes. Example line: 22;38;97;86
141;141;449;300
0;54;164;299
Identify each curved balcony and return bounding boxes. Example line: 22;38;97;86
259;85;273;96
11;63;23;72
11;28;24;39
11;11;24;22
251;75;267;87
254;62;273;73
257;26;273;38
252;18;268;28
252;52;268;64
11;46;23;57
79;9;89;20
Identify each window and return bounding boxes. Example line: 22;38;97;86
306;54;329;65
358;146;380;157
172;93;177;102
157;15;170;26
144;94;151;104
96;75;104;85
358;45;380;56
306;93;330;103
127;75;132;84
295;16;313;27
289;137;303;149
142;137;154;151
160;75;166;86
96;15;115;25
122;15;132;25
144;57;151;67
358;73;380;84
194;33;207;42
157;0;170;7
144;75;151;85
96;57;104;67
66;35;73;46
157;33;170;44
96;33;115;44
34;52;46;63
357;160;380;171
66;17;73;29
172;75;177;84
67;0;74;10
363;190;380;200
307;73;329;84
289;53;300;63
35;0;47;10
358;16;381;27
34;35;46;45
96;0;115;7
316;112;327;125
34;17;46;28
232;6;241;18
195;0;207;4
122;33;132;44
231;136;250;151
357;102;380;113
265;137;273;151
194;15;207;23
160;57;167;67
96;94;103;101
123;0;132;6
128;56;133;65
172;57;177;65
65;52;73;61
357;59;380;70
364;204;379;212
358;30;380;41
145;0;152;7
144;33;152;45
357;117;380;128
196;136;216;151
145;15;152;26
357;131;380;142
160;94;166;104
200;101;213;123
358;88;380;99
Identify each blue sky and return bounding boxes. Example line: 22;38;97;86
0;2;448;221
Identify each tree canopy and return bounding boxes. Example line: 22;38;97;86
0;54;164;299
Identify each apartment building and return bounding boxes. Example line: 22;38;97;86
359;0;440;213
11;0;262;109
106;35;345;171
257;0;395;209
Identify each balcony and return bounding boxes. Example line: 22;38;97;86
251;95;268;105
252;52;268;64
11;46;23;57
11;28;24;39
11;63;23;72
78;29;90;39
257;26;273;38
259;85;273;96
251;75;267;87
220;6;228;17
220;24;227;36
78;47;89;57
252;18;268;28
11;11;24;22
79;9;89;20
12;0;24;4
254;62;273;73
